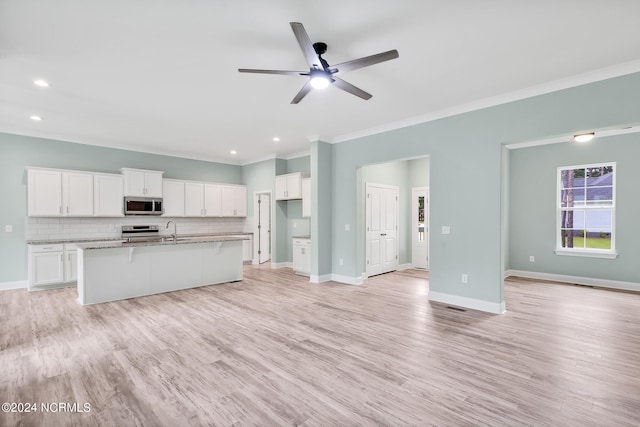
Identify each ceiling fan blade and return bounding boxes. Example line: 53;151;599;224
290;22;322;69
291;80;313;104
332;49;399;74
238;68;307;76
332;77;372;100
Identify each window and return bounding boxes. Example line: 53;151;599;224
556;162;616;258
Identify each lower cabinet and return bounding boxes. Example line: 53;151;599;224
28;243;79;289
292;237;311;276
242;236;253;263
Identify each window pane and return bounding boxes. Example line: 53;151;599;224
560;188;585;207
586;186;613;205
585;210;612;232
560;229;586;248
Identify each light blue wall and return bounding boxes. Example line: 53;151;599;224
241;158;276;217
0;132;243;282
330;72;640;305
508;133;640;282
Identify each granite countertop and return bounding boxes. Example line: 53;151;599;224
76;234;249;250
292;235;311;239
27;232;253;245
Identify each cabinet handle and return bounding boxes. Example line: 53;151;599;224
380;233;387;236
66;206;69;214
59;206;62;214
204;209;207;216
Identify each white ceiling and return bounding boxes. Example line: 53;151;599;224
2;0;640;165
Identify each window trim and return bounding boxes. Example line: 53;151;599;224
555;162;617;259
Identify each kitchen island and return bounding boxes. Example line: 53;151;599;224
76;235;248;305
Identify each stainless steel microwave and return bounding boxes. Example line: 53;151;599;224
124;197;163;215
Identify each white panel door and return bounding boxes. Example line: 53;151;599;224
366;183;398;277
412;187;429;269
257;193;271;263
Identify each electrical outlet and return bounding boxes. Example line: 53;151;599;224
344;224;350;231
461;274;468;284
5;225;12;233
442;226;451;235
529;255;535;262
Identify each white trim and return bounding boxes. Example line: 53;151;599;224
505;269;640;293
330;274;364;285
271;262;292;269
554;249;618;259
0;280;28;291
330;59;640;145
505;125;640;150
428;291;506;314
310;274;332;283
398;263;413;271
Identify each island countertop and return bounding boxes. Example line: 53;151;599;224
76;234;249;250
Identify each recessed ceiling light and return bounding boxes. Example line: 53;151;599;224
33;79;49;87
572;132;595;143
30;115;43;121
230;150;237;155
273;137;280;142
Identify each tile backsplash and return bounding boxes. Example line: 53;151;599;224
25;216;253;241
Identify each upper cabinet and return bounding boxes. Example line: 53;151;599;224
94;173;124;217
302;178;311;218
27;168;94;217
221;185;247;217
120;168;163;197
162;179;185;217
275;172;305;200
184;182;221;217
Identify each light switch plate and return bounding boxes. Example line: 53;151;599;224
442;226;451;235
344;224;350;231
5;225;12;233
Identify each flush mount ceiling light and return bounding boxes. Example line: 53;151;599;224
230;150;237;155
30;115;43;121
572;132;595;143
273;137;280;142
33;79;49;87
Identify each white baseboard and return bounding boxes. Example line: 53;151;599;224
271;262;293;269
0;280;28;291
310;274;332;283
330;274;364;285
428;290;506;314
398;263;413;271
505;269;640;292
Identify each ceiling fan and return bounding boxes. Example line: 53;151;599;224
238;22;399;104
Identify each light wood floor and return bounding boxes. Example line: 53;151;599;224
1;265;640;426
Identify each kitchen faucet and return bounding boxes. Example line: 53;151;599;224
166;220;177;241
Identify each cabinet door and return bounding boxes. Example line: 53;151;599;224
221;185;247;217
203;184;221;217
286;174;302;199
144;172;164;198
163;180;185;217
65;249;78;283
28;169;62;216
302;178;311;217
31;252;64;286
292;244;303;272
184;182;204;216
63;172;94;216
242;238;252;262
123;169;146;197
302;244;311;275
275;175;288;200
94;174;124;216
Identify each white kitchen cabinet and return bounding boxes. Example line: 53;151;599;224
242;235;253;263
121;168;163;197
162;179;185;217
64;243;78;283
221;185;247;217
185;182;221;217
292;237;311;276
94;173;123;216
275;172;304;200
27;168;63;216
302;178;311;218
28;168;94;217
29;244;64;288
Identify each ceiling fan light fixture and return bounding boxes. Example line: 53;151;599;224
309;71;330;90
573;132;595;143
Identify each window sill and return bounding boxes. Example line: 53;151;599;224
554;249;618;259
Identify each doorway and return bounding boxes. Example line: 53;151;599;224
365;183;399;277
254;191;271;264
412;187;429;269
